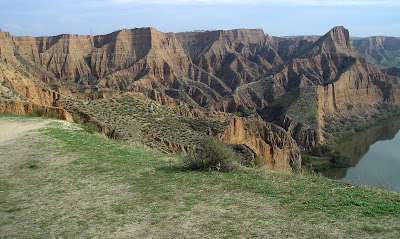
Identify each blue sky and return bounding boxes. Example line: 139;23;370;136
1;0;399;37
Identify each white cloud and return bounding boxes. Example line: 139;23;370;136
109;0;400;6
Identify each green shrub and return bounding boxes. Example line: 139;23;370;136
319;145;332;154
301;154;312;165
253;156;265;167
346;104;354;110
73;115;82;124
49;111;57;118
231;144;253;166
310;145;333;157
310;146;322;157
233;111;243;117
31;108;46;117
330;151;351;168
182;137;240;172
83;122;100;134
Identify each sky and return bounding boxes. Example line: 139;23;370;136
1;0;399;37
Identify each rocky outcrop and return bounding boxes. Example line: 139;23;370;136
1;71;61;107
0;99;73;122
274;116;318;149
218;116;301;171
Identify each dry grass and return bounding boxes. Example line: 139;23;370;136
66;93;230;152
0;116;399;238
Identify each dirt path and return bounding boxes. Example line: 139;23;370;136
0;118;50;145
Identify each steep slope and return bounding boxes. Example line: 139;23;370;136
0;28;303;171
0;30;72;120
219;116;301;171
177;29;281;89
353;36;400;68
5;28;317;109
216;27;399;148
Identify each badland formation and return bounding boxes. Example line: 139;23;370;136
1;26;400;171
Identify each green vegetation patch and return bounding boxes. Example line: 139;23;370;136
182;136;241;172
261;86;318;129
0;118;399;238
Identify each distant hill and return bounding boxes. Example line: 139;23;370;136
353;36;400;68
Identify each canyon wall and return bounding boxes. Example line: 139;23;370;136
1;26;399;170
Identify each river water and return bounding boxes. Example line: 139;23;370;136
322;117;400;193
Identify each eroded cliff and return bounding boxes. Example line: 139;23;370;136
219;116;301;171
1;26;399;170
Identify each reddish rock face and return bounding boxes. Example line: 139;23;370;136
219;116;301;171
1;26;399;170
0;100;72;122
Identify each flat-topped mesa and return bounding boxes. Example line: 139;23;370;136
216;28;267;44
12;27;158;80
178;28;266;40
146;27;191;67
177;28;283;90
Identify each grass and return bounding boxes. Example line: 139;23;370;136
0;117;399;238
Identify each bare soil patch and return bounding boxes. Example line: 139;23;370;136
0;117;50;145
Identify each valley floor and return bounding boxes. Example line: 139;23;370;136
0;115;399;238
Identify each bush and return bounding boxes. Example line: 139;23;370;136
83;122;100;134
182;137;240;172
330;151;351;168
310;145;333;157
233;111;243;117
301;154;312;165
73;115;82;124
231;144;253;166
31;108;46;117
49;111;57;118
310;146;322;157
253;156;265;167
346;104;354;110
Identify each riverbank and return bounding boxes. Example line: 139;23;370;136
1;115;399;238
323;104;400;144
303;116;400;178
324;117;400;193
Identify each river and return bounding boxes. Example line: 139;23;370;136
322;117;400;193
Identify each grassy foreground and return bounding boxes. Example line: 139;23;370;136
0;117;399;238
